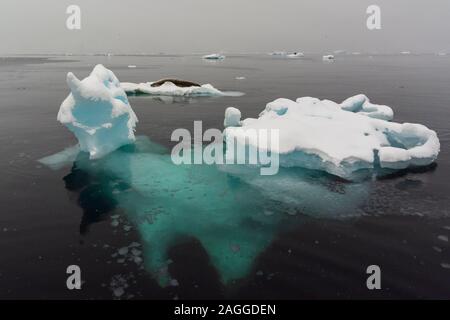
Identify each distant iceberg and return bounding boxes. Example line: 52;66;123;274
224;95;440;180
270;51;287;56
121;80;243;97
203;53;225;60
286;52;304;58
57;64;138;159
323;55;335;61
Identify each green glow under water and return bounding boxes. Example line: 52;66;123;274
63;137;368;286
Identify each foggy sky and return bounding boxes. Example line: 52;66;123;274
1;0;449;54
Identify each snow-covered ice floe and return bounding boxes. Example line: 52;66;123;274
224;95;440;180
203;53;225;60
121;81;243;97
270;51;287;56
57;64;138;159
287;52;304;58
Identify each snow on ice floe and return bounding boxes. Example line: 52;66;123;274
340;94;393;121
223;95;440;180
121;81;243;97
57;64;138;159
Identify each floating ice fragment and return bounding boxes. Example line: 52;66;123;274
169;279;179;287
57;65;138;159
287;52;304;58
203;53;225;60
270;51;287;56
438;235;449;242
323;55;335;61
38;145;80;170
224;107;242;128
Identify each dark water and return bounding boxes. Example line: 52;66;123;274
0;54;449;299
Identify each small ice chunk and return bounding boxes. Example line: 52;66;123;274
438;235;449;242
111;220;119;228
131;248;141;256
113;287;124;297
224;107;242;128
129;242;141;247
287;52;304;58
202;53;225;60
169;279;179;287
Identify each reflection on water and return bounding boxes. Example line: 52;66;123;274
54;136;369;286
125;93;200;104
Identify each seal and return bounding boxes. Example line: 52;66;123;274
151;79;201;88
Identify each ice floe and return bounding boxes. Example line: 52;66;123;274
57;64;138;159
121;80;243;97
287;52;304;58
224;107;242;128
323;55;335;61
223;95;440;180
270;51;287;56
203;53;225;60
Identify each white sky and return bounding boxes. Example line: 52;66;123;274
1;0;449;54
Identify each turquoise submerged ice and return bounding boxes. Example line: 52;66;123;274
57;65;138;159
68;137;368;286
48;66;369;285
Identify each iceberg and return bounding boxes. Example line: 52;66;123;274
224;107;242;128
287;52;304;58
57;64;138;159
270;51;287;56
202;53;225;60
223;96;440;180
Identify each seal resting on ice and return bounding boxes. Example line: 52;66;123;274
151;79;201;88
